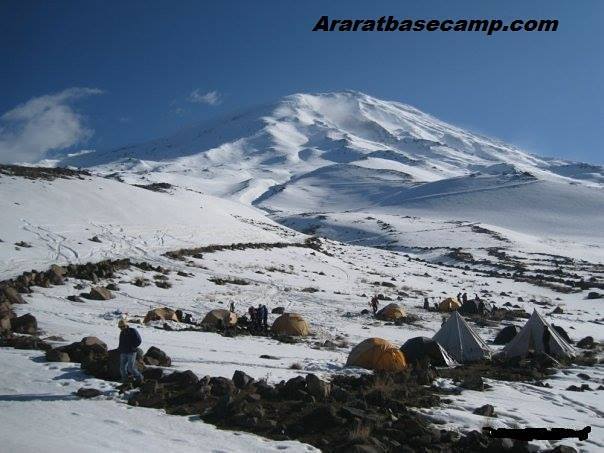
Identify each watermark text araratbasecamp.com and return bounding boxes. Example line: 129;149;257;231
312;16;559;35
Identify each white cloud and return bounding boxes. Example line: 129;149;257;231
188;89;221;106
0;87;103;164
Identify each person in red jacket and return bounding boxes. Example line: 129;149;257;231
118;319;143;384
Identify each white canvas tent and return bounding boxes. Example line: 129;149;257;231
502;309;575;359
433;311;491;362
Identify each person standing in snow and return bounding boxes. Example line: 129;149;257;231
462;293;468;304
229;301;235;313
117;319;143;384
542;326;551;355
370;295;379;314
423;297;430;310
261;305;268;330
457;292;462;304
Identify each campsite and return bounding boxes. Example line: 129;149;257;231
0;166;601;452
1;3;602;449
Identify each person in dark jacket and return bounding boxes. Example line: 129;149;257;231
462;293;468;304
261;305;268;330
118;319;143;384
370;295;379;314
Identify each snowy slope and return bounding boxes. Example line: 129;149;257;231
1;169;603;452
0;171;302;279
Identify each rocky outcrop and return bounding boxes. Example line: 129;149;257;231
126;368;514;451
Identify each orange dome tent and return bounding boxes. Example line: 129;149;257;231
201;309;237;327
272;313;310;336
438;297;461;312
376;303;406;321
346;337;407;372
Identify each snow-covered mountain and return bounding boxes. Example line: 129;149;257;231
53;91;604;249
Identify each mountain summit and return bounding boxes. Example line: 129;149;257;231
55;91;604;232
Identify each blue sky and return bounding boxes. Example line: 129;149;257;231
0;0;602;164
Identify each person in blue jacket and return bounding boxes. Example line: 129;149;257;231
117;319;143;384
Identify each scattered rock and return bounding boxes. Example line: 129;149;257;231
46;349;71;362
577;373;590;380
67;295;84;303
586;292;602;300
272;307;285;314
1;286;25;304
493;325;519;345
76;388;102;398
89;236;102;243
233;370;254;389
85;286;114;300
143;346;171;367
460;375;485;391
551;306;564;314
105;283;120;291
10;313;37;335
577;336;595;349
306;374;330;401
473;404;495;417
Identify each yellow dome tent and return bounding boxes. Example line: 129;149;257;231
201;309;237;327
438;297;461;312
346;337;407;372
143;307;179;324
376;303;406;321
271;313;310;336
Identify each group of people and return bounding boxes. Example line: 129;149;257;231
248;304;269;331
456;292;481;304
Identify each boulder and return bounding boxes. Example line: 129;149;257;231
586;292;602;300
306;374;330;401
161;370;199;387
281;376;307;399
577;336;595;349
76;388;102;398
45;349;71;362
233;370;254;389
272;306;285;314
10;313;37;335
551;306;564;314
143;346;171;367
82;336;108;352
473;404;495;417
209;376;236;397
493;325;519;345
86;287;114;300
0;316;11;333
1;286;25;304
48;265;65;285
143;307;178;324
67;295;84;303
0;301;14;318
461;375;485;391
